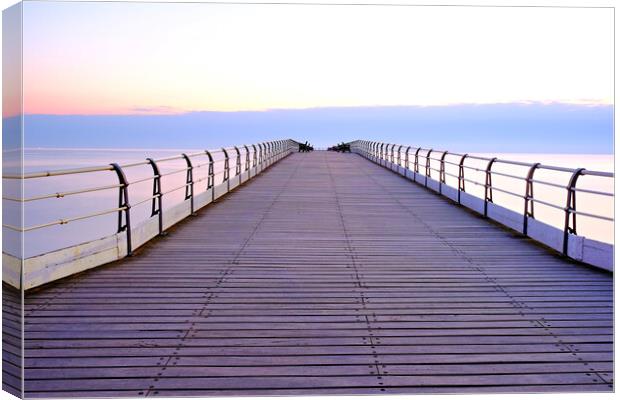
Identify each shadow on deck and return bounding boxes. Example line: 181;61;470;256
23;151;613;397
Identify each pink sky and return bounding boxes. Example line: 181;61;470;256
21;2;613;115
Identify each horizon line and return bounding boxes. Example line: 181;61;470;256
8;100;613;118
19;146;615;155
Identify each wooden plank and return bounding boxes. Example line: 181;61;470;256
26;362;614;380
23;334;613;349
24;373;610;392
26;351;613;369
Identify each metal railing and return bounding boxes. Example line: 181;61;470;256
3;139;297;257
350;140;613;255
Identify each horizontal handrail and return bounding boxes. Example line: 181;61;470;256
3;206;127;232
403;147;613;178
5;164;115;179
4;146;260;180
3;183;123;202
350;140;613;258
3;139;299;258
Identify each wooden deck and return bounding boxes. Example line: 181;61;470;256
23;151;613;397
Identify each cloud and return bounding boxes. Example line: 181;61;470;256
127;105;186;114
19;103;613;153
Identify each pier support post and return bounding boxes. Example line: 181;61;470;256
522;163;540;235
483;157;497;217
110;163;132;256
563;168;585;255
146;158;165;236
457;154;468;204
181;153;196;215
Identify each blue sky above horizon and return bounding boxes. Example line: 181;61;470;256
19;102;613;153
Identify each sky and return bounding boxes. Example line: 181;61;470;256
13;2;616;151
21;104;613;152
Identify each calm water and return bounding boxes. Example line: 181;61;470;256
3;149;614;258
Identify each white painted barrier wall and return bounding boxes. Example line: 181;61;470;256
4;148;295;290
356;150;613;272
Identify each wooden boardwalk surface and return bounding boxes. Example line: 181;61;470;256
22;151;613;397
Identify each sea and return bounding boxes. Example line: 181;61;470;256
2;148;614;258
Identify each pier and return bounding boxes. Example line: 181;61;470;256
1;141;613;396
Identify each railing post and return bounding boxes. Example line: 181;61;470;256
146;158;165;236
563;168;585;255
404;146;411;170
205;150;215;202
397;145;403;166
266;142;272;164
234;146;241;177
483;157;497;217
258;143;264;166
181;153;196;215
414;148;421;174
252;144;258;168
457;154;468;204
380;143;385;165
244;144;250;174
439;151;448;194
110;163;132;256
424;149;432;188
222;148;230;191
522;162;540;235
390;144;395;164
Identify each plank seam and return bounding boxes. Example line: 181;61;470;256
145;151;303;396
326;156;387;393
